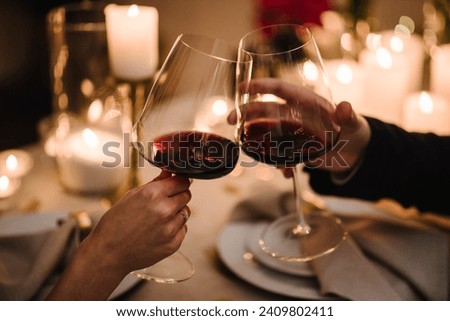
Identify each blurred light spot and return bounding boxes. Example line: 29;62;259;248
211;99;228;116
336;63;353;84
390;36;404;53
87;99;103;123
399;16;415;33
376;48;393;69
81;79;95;97
303;60;319;81
366;33;382;50
419;91;433;114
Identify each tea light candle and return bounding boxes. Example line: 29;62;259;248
402;91;450;135
430;44;450;105
0;149;33;178
57;127;128;194
324;59;364;113
104;4;159;81
0;175;21;199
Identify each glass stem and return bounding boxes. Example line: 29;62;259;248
291;164;311;236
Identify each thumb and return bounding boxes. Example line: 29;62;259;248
335;101;359;130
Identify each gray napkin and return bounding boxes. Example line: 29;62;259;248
0;217;79;300
229;187;449;300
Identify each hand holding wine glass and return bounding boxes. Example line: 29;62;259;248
237;24;347;261
132;34;251;282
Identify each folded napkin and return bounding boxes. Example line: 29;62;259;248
0;215;79;300
228;186;449;300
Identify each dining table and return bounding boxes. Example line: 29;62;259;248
3;143;298;300
2;142;449;301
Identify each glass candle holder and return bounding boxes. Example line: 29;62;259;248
54;85;131;195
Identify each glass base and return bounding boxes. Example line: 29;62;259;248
131;251;194;284
259;211;347;262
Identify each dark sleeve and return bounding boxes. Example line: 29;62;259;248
304;117;450;216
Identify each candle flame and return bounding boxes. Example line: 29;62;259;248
211;99;228;116
87;99;103;123
390;36;404;53
366;33;382;51
82;128;99;149
340;33;354;52
6;154;18;172
128;4;140;17
376;48;393;69
336;63;353;85
419;91;434;114
0;175;9;191
303;60;319;81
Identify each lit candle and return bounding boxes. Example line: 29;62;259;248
104;4;159;81
359;47;410;125
194;96;234;132
430;44;450;105
0;175;21;199
380;31;425;93
57;127;128;194
324;59;364;113
0;149;33;178
402;91;450;135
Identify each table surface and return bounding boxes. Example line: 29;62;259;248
10;144;316;300
9;144;448;301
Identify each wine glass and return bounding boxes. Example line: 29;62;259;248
237;24;346;262
132;34;251;282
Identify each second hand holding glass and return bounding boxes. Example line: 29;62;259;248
132;34;251;282
237;24;347;262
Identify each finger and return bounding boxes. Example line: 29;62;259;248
335;101;358;129
169;190;192;211
171;224;188;251
227;110;237;124
131;170;172;195
175;206;191;228
282;167;293;178
143;175;191;197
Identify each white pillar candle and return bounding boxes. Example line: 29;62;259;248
57;127;128;194
324;59;364;113
402;91;450;135
430;44;450;105
359;47;410;125
104;4;158;81
380;31;425;93
0;149;33;178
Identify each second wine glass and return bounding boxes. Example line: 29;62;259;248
237;24;347;262
132;34;251;282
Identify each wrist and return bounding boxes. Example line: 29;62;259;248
330;151;365;185
47;233;128;300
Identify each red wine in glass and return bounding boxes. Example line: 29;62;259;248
241;118;328;166
147;131;239;179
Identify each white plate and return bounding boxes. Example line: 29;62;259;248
246;221;314;277
322;196;392;219
217;220;338;300
0;212;68;236
0;212;141;300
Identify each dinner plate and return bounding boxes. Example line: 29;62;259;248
245;221;314;277
217;220;338;300
0;212;68;236
0;212;141;300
